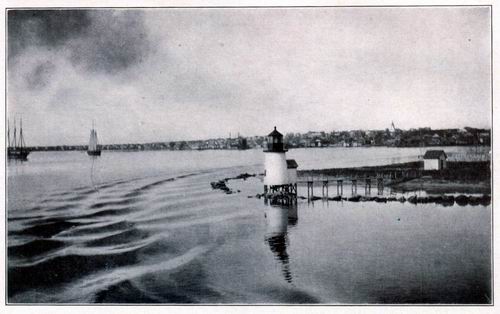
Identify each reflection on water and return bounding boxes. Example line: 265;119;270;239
264;199;298;283
287;203;298;226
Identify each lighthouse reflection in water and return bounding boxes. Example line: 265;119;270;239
264;197;298;283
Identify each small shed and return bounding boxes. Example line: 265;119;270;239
423;150;447;170
286;159;299;184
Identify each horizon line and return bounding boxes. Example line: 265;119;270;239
20;125;491;148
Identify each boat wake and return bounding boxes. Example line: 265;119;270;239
8;169;250;303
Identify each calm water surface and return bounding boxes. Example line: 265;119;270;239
7;147;491;303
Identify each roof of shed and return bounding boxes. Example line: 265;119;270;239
286;159;298;169
423;150;447;159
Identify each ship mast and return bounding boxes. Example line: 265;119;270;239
13;119;17;149
7;119;10;148
19;118;25;149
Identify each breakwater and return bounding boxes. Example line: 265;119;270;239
251;192;490;207
210;172;257;194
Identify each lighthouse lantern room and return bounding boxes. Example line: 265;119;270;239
264;127;298;194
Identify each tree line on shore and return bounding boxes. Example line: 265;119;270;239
26;126;490;152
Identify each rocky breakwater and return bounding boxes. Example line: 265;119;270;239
308;193;490;207
248;192;490;207
210;173;257;194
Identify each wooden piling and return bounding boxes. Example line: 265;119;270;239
322;180;329;198
377;177;384;188
337;179;343;195
377;177;384;195
365;178;371;195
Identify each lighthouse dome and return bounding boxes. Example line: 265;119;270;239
265;126;287;152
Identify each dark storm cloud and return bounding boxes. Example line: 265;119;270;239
8;10;91;58
8;9;151;74
70;10;151;74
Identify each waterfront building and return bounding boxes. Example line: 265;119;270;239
423;150;448;170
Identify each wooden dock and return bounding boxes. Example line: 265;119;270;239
297;168;423;198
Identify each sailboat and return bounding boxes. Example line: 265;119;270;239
87;121;101;156
7;118;29;161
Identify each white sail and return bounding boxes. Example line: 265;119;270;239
94;130;99;148
89;129;98;152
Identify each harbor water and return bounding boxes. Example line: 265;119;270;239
7;147;491;303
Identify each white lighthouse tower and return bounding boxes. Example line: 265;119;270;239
264;127;298;194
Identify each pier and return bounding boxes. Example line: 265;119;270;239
298;167;422;199
302;177;378;198
297;162;424;196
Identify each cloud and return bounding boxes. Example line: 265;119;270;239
69;10;151;74
8;10;150;75
8;10;91;59
8;10;158;145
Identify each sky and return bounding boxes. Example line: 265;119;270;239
7;7;491;146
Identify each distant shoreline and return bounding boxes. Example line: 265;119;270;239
24;144;491;152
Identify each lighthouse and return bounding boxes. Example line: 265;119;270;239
264;127;298;194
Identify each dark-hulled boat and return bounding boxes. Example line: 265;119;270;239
7;118;29;161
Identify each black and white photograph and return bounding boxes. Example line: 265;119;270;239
3;2;495;307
